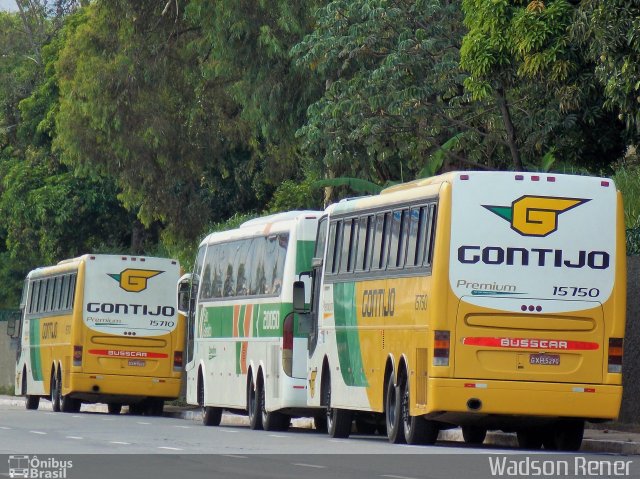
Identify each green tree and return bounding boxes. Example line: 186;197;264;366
294;0;469;186
55;1;262;243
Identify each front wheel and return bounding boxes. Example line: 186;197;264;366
25;395;40;410
545;420;584;451
325;375;351;438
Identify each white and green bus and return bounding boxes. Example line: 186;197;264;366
178;211;322;430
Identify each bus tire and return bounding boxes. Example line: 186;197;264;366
517;429;543;449
325;377;351;438
401;375;438;445
385;374;405;444
51;370;61;412
61;395;80;413
313;414;327;433
108;403;122;415
147;398;164;417
129;403;145;415
547;420;584;451
461;426;487;445
202;406;222;426
23;372;39;410
247;373;262;430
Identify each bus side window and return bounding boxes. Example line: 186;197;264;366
425;204;437;266
340;219;357;273
388;209;409;269
355;215;372;272
29;280;40;314
68;274;77;309
326;221;343;275
372;212;391;270
53;276;63;312
38;279;48;313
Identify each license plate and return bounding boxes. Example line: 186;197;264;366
128;359;146;367
529;354;560;365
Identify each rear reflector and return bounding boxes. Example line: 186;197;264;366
282;314;294;377
73;346;83;367
515;175;524;180
608;338;623;373
531;175;540;181
173;351;183;371
433;330;450;366
601;181;610;187
460;174;469;180
547;177;556;182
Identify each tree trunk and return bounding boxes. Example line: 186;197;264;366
495;84;524;171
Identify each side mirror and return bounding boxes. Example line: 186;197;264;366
297;314;312;335
293;281;306;313
177;273;193;316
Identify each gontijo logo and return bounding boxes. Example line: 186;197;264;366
108;268;163;293
483;196;589;237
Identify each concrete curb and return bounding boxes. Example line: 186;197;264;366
3;396;639;454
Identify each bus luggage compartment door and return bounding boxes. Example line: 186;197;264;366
453;297;604;384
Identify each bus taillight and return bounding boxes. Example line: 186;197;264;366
173;351;183;371
282;314;294;377
608;338;623;373
433;330;450;366
73;345;83;366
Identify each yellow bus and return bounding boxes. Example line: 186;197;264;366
298;171;626;450
13;254;184;415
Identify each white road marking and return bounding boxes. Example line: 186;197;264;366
381;475;418;479
174;425;190;429
219;429;239;433
0;426;12;430
136;422;151;425
268;434;286;438
29;431;46;435
66;436;83;440
222;455;248;459
292;463;326;469
109;441;130;445
158;446;183;451
72;415;83;418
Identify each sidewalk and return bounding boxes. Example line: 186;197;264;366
2;396;638;454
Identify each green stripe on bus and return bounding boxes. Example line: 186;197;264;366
29;320;43;381
333;282;368;387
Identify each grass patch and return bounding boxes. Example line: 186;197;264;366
0;385;15;396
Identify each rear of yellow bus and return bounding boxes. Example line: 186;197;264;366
428;172;625;450
69;255;184;414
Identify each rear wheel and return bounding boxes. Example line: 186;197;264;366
147;398;164;417
247;374;262;430
545;420;584;451
385;375;405;444
259;378;289;431
129;403;145;415
51;370;61;412
401;375;438;445
462;426;487;445
325;374;351;438
61;395;80;413
313;414;327;433
202;406;222;426
108;403;122;415
517;429;543;450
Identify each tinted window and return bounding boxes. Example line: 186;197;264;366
388;210;408;269
355;216;373;272
372;212;390;270
340;219;357;273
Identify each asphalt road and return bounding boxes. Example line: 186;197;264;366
0;400;637;479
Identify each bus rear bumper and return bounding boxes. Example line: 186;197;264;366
68;372;182;402
422;378;621;423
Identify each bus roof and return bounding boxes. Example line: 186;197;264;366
200;210;321;247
